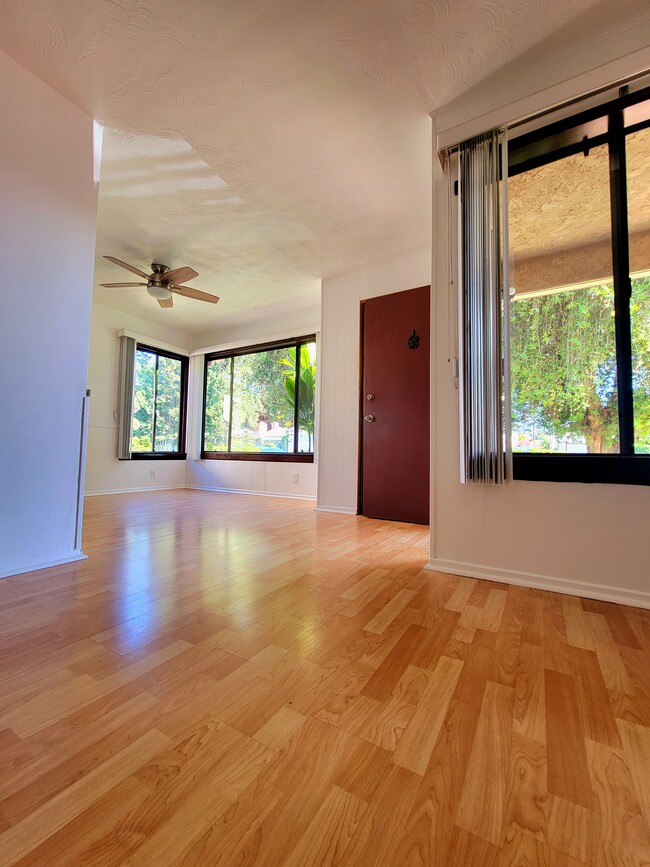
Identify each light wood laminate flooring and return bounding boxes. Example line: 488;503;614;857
0;490;649;866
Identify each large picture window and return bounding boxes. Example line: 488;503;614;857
508;87;650;484
202;336;316;462
131;345;188;459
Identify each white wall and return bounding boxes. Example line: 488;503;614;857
0;51;99;577
317;248;431;513
429;22;650;608
186;307;320;500
85;304;190;495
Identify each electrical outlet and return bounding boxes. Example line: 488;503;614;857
149;470;156;480
292;473;300;485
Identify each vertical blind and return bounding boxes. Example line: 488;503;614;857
117;335;136;460
459;129;511;484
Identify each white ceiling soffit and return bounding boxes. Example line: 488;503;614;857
0;0;605;334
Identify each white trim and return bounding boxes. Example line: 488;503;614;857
434;46;650;152
191;326;320;357
85;484;187;497
187;484;315;501
314;505;358;515
116;329;189;357
426;558;650;610
0;552;87;581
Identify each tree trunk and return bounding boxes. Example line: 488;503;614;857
584;405;615;453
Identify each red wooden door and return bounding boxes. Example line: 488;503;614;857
360;285;430;524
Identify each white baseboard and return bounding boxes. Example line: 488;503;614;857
85;485;187;497
314;505;358;515
186;485;316;502
0;551;87;581
426;558;650;610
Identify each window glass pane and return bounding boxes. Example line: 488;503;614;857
626;121;650;453
154;355;182;451
297;341;317;452
231;349;295;453
509;144;619;453
132;350;156;452
204;358;232;451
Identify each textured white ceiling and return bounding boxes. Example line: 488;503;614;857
0;0;603;334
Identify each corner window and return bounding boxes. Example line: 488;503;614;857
508;87;650;484
131;345;188;459
202;336;316;462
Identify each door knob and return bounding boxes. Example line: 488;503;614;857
364;414;375;423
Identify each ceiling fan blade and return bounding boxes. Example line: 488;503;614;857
171;285;219;304
99;282;147;288
104;256;150;279
158;296;174;308
164;266;199;285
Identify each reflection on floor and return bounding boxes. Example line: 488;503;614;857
0;490;649;865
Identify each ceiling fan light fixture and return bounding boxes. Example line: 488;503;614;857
147;284;173;300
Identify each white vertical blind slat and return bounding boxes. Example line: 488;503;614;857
459;130;510;484
117;336;136;460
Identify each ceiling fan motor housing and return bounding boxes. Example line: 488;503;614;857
147;263;172;298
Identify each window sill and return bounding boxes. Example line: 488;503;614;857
513;453;650;486
201;452;314;463
129;452;187;461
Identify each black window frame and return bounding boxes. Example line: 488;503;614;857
130;343;188;460
201;335;316;463
508;85;650;486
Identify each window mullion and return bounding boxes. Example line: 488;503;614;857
293;344;301;453
227;356;234;453
151;352;159;453
608;108;635;454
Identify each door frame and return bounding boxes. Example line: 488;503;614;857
357;286;430;518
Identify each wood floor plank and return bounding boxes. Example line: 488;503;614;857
456;681;514;846
363;588;417;635
253;705;306;750
585;738;650;867
503;732;548;845
282;785;367;867
573;647;621;748
513;642;546;743
392;655;463;775
545;669;593;809
616;719;650;828
361;623;428;702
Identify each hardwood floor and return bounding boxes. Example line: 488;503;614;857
0;490;649;866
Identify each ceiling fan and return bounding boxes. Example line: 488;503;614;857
100;256;219;308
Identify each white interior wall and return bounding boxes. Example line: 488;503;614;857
317;248;432;513
429;29;650;608
85;304;190;495
186;306;320;499
0;50;99;577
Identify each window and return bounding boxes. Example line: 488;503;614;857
202;336;316;462
508;87;650;484
131;345;188;459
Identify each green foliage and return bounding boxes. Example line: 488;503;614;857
632;276;650;452
204;357;231;451
510;276;650;453
131;350;182;453
280;342;316;450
